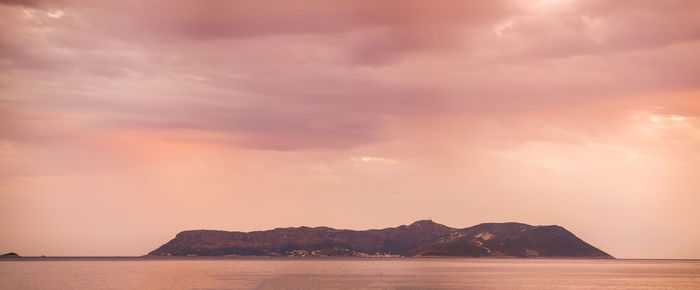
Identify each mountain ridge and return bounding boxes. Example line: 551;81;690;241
149;220;613;258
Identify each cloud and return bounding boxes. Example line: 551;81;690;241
351;156;398;164
0;0;698;152
0;0;40;7
1;0;700;258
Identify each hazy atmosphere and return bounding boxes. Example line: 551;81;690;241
1;0;699;259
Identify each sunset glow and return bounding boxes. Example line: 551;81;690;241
1;0;699;259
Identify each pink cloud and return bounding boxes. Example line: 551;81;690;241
1;0;698;151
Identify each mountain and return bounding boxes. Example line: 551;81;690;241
148;220;613;258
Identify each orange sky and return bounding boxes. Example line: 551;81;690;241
1;0;699;258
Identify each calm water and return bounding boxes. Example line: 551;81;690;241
1;258;699;289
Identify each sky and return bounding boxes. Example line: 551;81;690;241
0;0;699;258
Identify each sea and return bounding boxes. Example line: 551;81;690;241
1;257;699;289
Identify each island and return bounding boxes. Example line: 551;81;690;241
148;220;613;258
0;252;20;258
